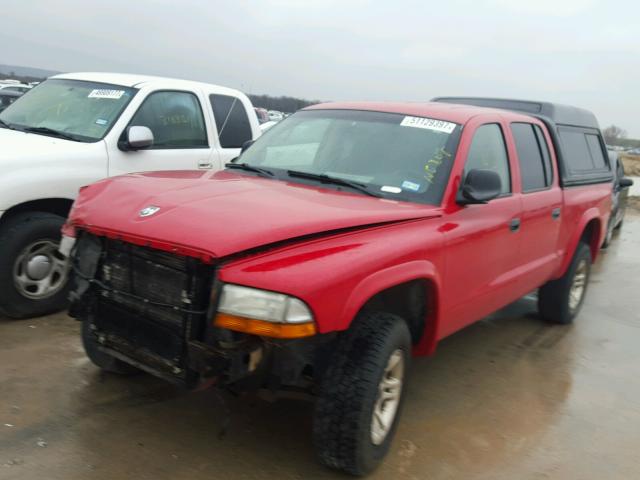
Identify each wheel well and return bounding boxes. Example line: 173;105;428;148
0;199;74;226
360;279;436;346
580;218;601;261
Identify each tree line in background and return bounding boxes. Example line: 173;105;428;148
247;94;320;113
0;72;43;84
603;125;640;149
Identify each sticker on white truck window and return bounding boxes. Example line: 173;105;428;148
400;116;456;134
88;89;125;100
95;118;108;126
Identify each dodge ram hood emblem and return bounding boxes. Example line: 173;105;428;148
139;205;160;217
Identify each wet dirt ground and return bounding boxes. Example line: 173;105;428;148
1;218;640;480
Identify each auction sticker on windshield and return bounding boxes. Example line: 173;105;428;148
88;89;125;100
400;116;456;134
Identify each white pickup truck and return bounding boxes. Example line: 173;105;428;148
0;72;261;318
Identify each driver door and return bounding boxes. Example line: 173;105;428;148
107;90;216;176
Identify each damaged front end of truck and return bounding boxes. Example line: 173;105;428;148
68;230;332;393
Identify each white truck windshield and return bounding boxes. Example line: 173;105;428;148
0;79;136;142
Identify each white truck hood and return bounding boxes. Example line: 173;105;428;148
0;127;109;212
0;128;99;161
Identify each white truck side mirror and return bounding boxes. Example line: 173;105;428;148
122;126;154;151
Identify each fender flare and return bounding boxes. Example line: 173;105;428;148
558;208;603;276
340;260;442;356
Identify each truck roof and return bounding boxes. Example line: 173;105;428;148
431;97;600;130
309;99;612;188
51;72;246;98
306;101;537;125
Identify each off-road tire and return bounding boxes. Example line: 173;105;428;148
538;241;592;324
0;212;69;319
313;311;411;475
81;320;139;375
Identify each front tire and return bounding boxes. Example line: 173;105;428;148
0;212;70;319
538;242;592;324
313;311;411;475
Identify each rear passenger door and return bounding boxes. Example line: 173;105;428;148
209;94;255;166
510;122;562;288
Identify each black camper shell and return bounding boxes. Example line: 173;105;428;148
432;97;613;187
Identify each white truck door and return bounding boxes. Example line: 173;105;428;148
106;89;217;177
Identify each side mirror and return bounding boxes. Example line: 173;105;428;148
619;177;634;188
120;126;154;151
241;139;254;154
457;169;502;205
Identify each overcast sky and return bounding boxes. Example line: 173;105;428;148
2;0;639;135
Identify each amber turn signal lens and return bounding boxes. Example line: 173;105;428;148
214;313;317;339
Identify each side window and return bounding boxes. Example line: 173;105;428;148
585;134;606;169
533;125;553;185
465;124;511;194
511;123;550;192
129;91;208;149
558;128;609;173
210;94;253;148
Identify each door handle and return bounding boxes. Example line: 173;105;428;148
509;218;521;232
198;160;213;169
551;208;561;220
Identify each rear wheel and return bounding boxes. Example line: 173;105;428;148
0;212;70;318
81;320;139;375
538;242;591;324
313;311;411;475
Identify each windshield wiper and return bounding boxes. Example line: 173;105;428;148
286;170;380;198
225;162;275;178
21;126;81;142
0;118;15;130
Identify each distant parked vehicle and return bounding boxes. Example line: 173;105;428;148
0;71;262;319
259;120;278;133
254;107;269;124
0;90;22;112
602;151;633;248
0;83;31;94
268;110;284;121
626;148;640;155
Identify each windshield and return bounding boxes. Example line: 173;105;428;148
237;109;461;204
0;79;137;142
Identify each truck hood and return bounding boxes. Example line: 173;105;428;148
70;170;441;260
0;127;95;162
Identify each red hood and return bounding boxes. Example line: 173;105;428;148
69;170;441;261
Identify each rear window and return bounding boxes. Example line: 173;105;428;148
585;134;607;169
558;127;609;174
210;94;253;148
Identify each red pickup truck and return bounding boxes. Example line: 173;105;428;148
65;98;613;475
